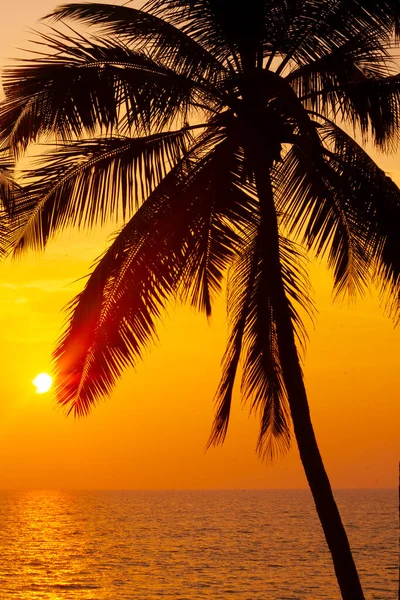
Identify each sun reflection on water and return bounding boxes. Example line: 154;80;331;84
0;491;103;599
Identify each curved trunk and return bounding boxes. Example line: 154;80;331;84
253;159;365;600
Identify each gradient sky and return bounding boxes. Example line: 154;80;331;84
0;1;398;490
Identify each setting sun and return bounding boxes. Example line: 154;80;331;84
32;373;52;394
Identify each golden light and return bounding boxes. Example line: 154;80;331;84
33;373;53;394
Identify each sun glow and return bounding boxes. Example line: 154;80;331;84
33;373;53;394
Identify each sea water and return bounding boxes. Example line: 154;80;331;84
0;489;396;599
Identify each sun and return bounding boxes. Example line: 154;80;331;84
33;373;53;394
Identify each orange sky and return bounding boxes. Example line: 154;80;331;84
0;1;398;490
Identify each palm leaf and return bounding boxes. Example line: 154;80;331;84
279;7;400;150
206;230;259;449
0;148;18;214
287;29;394;127
0;31;220;153
46;3;228;84
208;214;314;461
318;119;400;321
0;148;20;255
301;72;400;151
276;131;373;299
53;132;255;414
241;239;291;463
143;0;270;70
8;129;191;253
178;147;258;316
275;0;400;76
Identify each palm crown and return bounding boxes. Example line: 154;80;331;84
2;3;400;597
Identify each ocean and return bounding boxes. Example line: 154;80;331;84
0;489;396;599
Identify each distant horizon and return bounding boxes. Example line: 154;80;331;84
0;487;396;492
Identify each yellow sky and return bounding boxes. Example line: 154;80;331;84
0;1;398;490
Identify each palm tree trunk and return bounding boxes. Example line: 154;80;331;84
253;158;365;600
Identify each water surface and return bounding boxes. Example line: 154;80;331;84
0;489;396;599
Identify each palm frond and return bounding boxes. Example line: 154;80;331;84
208;216;314;461
0;149;20;255
275;0;400;76
53;132;255;414
206;231;260;449
318;119;400;322
0;31;220;153
178;147;257;316
287;29;396;135
143;0;269;70
299;71;400;151
274;3;400;150
46;3;228;84
276;138;372;300
8;129;191;253
287;27;393;86
278;235;315;351
240;231;310;462
54;212;178;415
0;148;18;214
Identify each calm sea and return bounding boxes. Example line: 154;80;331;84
0;490;396;599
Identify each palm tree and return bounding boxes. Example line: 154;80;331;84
2;1;400;597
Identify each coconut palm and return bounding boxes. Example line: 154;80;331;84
2;1;400;598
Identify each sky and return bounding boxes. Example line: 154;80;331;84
0;1;398;490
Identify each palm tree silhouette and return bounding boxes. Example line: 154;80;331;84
2;1;400;598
